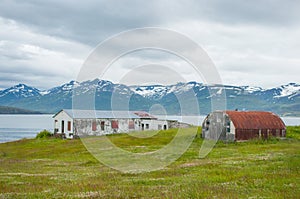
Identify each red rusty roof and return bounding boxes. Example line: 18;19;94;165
133;111;157;119
225;111;286;130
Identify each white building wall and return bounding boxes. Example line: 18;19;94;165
53;111;74;139
140;119;168;131
73;118;142;136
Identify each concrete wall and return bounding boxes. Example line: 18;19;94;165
202;111;235;141
140;119;168;131
74;118;140;136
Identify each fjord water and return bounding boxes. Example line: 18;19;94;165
0;114;299;143
0;114;53;143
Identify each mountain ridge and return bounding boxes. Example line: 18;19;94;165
0;80;299;116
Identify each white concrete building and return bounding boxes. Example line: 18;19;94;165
53;109;169;139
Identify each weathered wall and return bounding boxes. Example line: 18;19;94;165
202;111;235;141
203;111;286;141
74;118;140;136
140;119;169;131
235;128;286;140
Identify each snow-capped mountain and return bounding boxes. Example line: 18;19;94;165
0;80;299;116
0;84;41;104
0;84;41;98
273;83;300;99
131;83;300;100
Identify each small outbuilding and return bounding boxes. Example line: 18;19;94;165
53;109;169;139
202;110;286;141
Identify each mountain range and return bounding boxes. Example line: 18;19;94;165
0;79;299;116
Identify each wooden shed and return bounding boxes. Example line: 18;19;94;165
202;111;286;141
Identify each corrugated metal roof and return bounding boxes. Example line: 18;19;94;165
226;111;286;130
133;111;157;119
60;109;153;119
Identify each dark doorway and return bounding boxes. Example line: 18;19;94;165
61;120;64;133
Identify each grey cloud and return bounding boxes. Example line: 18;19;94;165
0;0;162;45
0;0;299;89
203;0;300;26
118;64;187;85
1;0;299;46
0;71;68;90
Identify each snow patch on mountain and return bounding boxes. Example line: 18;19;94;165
242;86;263;93
274;83;300;98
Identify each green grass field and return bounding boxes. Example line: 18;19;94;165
0;127;299;198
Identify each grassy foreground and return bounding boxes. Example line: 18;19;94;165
0;127;299;198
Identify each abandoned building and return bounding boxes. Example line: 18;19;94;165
202;110;286;141
53;109;170;139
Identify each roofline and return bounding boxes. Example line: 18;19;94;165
53;109;158;119
52;109;64;118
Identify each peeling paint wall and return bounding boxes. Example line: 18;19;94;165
202;111;235;141
73;118;141;136
53;110;175;139
140;119;168;131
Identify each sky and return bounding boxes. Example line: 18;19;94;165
0;0;300;90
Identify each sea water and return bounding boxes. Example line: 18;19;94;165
0;114;53;143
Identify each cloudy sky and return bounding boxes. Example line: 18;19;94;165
0;0;300;90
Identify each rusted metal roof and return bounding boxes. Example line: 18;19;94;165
133;111;157;119
225;111;286;130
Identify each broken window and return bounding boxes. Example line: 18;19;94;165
111;120;119;129
92;121;97;131
68;121;71;131
128;121;135;129
101;121;105;131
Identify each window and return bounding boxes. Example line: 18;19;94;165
226;128;230;133
128;121;135;129
282;130;286;137
158;124;162;130
145;124;149;129
111;120;119;129
68;121;71;131
101;121;105;131
92;121;97;131
275;129;280;136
